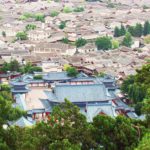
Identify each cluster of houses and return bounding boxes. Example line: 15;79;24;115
8;71;139;127
0;0;150;80
0;0;148;126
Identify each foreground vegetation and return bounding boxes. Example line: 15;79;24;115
0;86;149;150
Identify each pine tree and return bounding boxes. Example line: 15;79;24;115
114;26;120;37
120;24;126;36
134;23;143;37
143;21;150;36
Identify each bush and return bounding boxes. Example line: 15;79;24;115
112;39;119;49
66;67;78;77
73;7;84;12
95;36;112;50
16;32;28;40
63;6;72;13
144;35;150;44
25;24;36;31
33;75;43;80
50;11;59;17
75;38;87;48
34;13;45;22
61;38;69;44
29;66;42;73
59;21;66;29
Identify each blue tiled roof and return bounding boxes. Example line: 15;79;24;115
12;116;33;127
48;83;113;103
15;94;27;111
43;71;72;81
85;102;116;122
10;81;28;86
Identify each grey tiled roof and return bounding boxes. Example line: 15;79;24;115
48;83;113;103
43;71;72;81
12;117;33;127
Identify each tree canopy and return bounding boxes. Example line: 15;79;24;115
95;36;112;50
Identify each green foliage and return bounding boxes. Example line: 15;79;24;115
134;23;143;37
143;21;150;36
122;32;133;47
0;84;11;92
25;24;36;31
95;36;112;50
135;133;150;150
75;38;87;48
73;6;84;12
135;102;143;116
20;62;42;74
59;21;66;29
93;115;140;150
61;37;69;44
66;67;78;77
97;72;106;77
114;26;120;37
0;92;23;127
0;60;20;73
63;6;72;13
114;25;126;37
143;5;149;9
121;64;150;106
50;10;59;17
34;13;45;22
33;75;42;80
112;39;119;49
128;23;143;37
2;31;6;37
29;66;42;73
0;99;148;150
16;32;28;40
144;35;150;44
19;13;33;20
142;99;150;127
107;2;115;8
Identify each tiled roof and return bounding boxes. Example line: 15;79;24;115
43;71;72;81
48;83;113;103
12;117;33;127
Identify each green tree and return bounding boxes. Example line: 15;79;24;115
95;36;112;50
135;133;150;150
75;38;87;48
16;32;28;40
9;60;20;72
134;23;143;37
93;115;140;150
0;62;10;73
142;99;150;127
63;6;72;13
114;26;120;37
61;37;69;44
128;26;135;36
112;39;119;49
2;31;6;37
120;24;126;36
59;21;66;29
66;67;78;77
0;60;20;72
25;24;36;31
122;32;133;47
143;21;150;36
50;11;59;17
73;7;84;12
29;66;42;73
34;13;45;22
